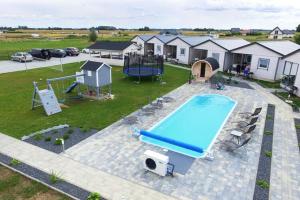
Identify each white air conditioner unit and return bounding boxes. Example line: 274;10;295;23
143;150;169;176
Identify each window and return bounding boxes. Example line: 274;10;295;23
180;48;185;56
156;45;161;53
275;30;278;34
87;70;92;76
257;58;270;70
212;53;220;63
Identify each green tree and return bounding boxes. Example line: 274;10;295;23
88;30;98;42
294;34;300;45
296;24;300;32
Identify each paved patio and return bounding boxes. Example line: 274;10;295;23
0;77;299;200
64;81;267;200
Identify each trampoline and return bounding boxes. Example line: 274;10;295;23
123;53;164;79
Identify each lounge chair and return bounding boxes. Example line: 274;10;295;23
229;125;256;144
239;107;262;119
231;116;258;129
220;136;251;152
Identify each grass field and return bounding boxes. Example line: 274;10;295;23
0;62;189;139
0;165;69;200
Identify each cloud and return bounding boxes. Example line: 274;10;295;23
0;0;299;29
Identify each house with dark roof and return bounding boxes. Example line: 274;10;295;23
268;27;295;40
87;41;139;59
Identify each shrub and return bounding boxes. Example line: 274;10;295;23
49;171;61;184
87;192;101;200
257;180;269;189
81;127;89;133
294;34;300;45
63;134;69;140
54;138;63;145
10;158;21;166
264;131;273;135
44;136;51;142
33;133;43;141
67;129;74;134
264;151;272;158
89;30;98;42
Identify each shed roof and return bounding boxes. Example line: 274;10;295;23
81;60;104;71
88;41;134;51
204;57;219;71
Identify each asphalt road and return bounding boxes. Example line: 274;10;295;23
0;54;123;74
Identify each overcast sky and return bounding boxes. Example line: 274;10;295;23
0;0;299;29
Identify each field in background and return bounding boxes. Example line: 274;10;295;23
0;29;297;60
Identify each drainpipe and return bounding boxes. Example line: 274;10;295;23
274;57;281;81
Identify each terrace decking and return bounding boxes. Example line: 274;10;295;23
0;79;299;200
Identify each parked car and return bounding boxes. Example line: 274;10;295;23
64;47;80;56
11;52;33;62
49;49;67;58
28;48;51;60
82;48;97;54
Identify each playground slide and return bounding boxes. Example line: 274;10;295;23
65;82;78;93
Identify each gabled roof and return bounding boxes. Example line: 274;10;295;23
81;60;104;71
134;34;155;42
282;49;300;59
269;26;283;34
193;38;250;51
258;41;300;55
166;35;212;46
88;41;134;51
282;29;295;35
146;35;177;44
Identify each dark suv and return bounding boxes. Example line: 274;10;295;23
28;48;51;60
49;49;67;58
64;47;80;56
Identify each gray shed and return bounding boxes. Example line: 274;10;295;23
80;60;112;87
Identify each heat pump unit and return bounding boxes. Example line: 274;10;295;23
143;150;169;176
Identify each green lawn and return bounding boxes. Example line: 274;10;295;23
0;165;70;200
251;79;281;89
0;63;189;139
274;92;300;108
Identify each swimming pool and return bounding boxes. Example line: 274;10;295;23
140;94;236;158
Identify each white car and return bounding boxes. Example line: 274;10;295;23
81;48;97;54
11;52;33;62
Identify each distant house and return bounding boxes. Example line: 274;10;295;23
240;29;251;36
88;41;139;59
268;27;295;40
230;28;241;34
159;29;180;35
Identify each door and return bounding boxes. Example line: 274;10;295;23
200;63;206;77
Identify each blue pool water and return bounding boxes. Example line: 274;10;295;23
140;94;236;158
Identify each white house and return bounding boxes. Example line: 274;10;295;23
131;35;155;55
193;38;249;71
146;35;176;56
269;27;283;40
166;36;212;65
269;27;295;40
231;41;300;81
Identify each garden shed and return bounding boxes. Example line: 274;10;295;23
191;57;219;81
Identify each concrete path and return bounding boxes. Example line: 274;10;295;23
0;54;123;74
249;83;300;200
0;133;177;200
